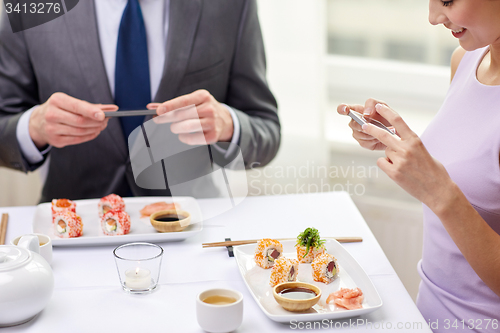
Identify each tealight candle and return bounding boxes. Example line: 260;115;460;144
125;268;151;290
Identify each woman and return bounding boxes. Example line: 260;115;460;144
338;0;500;331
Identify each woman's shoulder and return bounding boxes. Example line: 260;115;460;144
450;46;467;82
450;46;490;82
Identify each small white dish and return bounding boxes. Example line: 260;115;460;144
233;239;382;323
32;196;203;247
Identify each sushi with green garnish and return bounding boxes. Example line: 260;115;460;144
296;227;326;263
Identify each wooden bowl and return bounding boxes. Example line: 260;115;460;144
273;282;321;312
150;210;191;233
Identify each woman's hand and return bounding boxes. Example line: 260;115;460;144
337;98;394;151
362;103;456;210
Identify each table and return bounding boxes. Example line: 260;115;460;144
0;192;431;332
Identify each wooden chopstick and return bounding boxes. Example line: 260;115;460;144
0;213;8;245
202;237;362;248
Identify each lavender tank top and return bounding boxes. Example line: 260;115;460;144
418;46;500;332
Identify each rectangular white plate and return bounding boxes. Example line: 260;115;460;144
33;196;203;247
234;240;383;322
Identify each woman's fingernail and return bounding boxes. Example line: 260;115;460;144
343;105;349;113
375;103;383;110
363;108;372;116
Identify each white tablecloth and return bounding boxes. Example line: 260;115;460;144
0;192;431;332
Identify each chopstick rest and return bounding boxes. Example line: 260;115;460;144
225;238;234;257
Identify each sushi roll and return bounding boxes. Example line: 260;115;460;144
51;199;76;222
296;246;325;264
53;211;83;238
101;210;131;236
98;194;125;217
311;253;339;284
295;227;326;263
254;238;283;269
269;257;299;287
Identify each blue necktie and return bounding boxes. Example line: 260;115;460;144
115;0;151;140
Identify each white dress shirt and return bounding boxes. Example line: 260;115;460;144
17;0;240;165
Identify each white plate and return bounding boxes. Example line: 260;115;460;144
234;240;382;322
33;196;203;247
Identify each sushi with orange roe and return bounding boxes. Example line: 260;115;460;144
296;245;325;264
51;199;76;222
254;238;283;269
53;211;83;238
98;194;125;217
311;253;339;284
269;257;299;287
101;209;131;236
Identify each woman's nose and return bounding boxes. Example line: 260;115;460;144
429;1;448;26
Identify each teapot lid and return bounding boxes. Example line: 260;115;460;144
0;246;31;272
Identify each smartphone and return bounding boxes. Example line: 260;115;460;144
348;110;396;136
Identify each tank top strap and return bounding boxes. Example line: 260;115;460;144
450;46;488;88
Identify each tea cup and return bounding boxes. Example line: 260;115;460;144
196;288;243;332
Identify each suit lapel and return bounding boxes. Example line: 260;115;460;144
153;0;202;103
63;0;127;157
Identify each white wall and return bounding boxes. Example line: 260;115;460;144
0;169;42;206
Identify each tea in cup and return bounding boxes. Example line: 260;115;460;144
196;288;243;332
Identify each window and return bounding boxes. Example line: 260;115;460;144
327;0;458;66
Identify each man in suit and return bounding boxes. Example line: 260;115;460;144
0;0;280;202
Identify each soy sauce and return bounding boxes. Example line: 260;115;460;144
279;287;317;300
155;215;185;222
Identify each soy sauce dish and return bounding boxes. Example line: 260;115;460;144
150;209;191;233
273;282;321;312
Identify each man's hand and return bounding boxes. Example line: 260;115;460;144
147;89;234;145
29;92;118;149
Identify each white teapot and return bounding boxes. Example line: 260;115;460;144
0;235;54;327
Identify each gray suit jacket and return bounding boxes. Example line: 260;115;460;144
0;0;280;202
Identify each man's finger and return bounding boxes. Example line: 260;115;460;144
49;109;108;128
157;90;210;115
178;132;209;145
52;132;101;148
97;104;119;112
170;119;205;134
51;93;105;121
154;105;199;123
50;123;105;136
